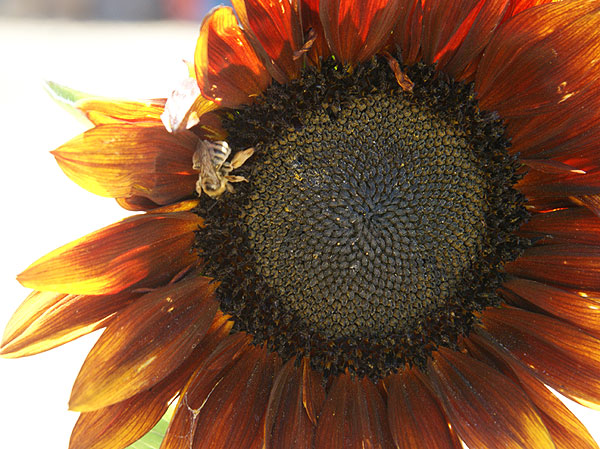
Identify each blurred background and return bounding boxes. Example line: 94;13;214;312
0;0;226;20
1;1;600;449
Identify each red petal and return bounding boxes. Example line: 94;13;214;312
52;124;197;206
476;1;600;118
0;290;134;358
504;0;555;19
481;306;600;409
502;277;600;337
195;6;271;108
468;331;600;449
18;212;201;295
519;207;600;246
392;0;423;66
505;244;600;290
265;358;322;449
432;0;511;81
300;0;331;65
428;348;554;449
302;357;326;424
386;368;462;449
319;0;402;65
69;275;218;411
232;0;303;82
315;373;394;449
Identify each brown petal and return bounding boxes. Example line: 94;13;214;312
386;368;462;449
162;337;278;449
52;124;197;206
481;306;600;409
232;0;303;82
69;313;232;449
391;0;423;66
476;1;600;118
505;244;600;290
0;290;134;358
76;97;165;125
468;331;600;449
319;0;402;65
519;207;600;245
195;6;271;108
265;358;320;449
69;275;218;411
315;373;394;449
302;357;326;424
501;278;600;337
18;212;201;295
428;347;554;449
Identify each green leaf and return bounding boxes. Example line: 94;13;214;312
43;81;93;124
125;404;175;449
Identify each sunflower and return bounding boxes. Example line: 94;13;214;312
3;0;600;448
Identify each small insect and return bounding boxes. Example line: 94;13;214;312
192;140;255;198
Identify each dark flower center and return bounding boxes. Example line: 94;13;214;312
194;58;528;380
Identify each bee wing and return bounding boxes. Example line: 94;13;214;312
230;147;255;169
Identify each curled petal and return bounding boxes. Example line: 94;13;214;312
18;212;202;295
69;275;218;411
319;0;402;65
428;348;554;449
195;6;271;107
161;77;219;133
315;373;394;449
69;313;231;449
386;368;462;449
0;290;134;358
232;0;303;82
52;124;198;206
480;306;600;409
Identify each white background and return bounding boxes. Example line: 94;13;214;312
0;17;599;449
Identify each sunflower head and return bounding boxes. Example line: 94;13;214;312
3;1;600;449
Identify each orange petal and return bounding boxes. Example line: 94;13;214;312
161;77;219;133
505;244;600;291
319;0;402;66
0;290;134;358
232;0;303;82
76;97;165;125
69;275;218;411
467;331;600;449
18;212;201;295
315;373;394;449
264;357;324;449
300;0;331;65
501;278;600;337
69;313;231;449
195;6;271;108
481;306;600;410
428;347;554;449
504;0;556;19
161;332;251;449
386;367;462;449
476;1;600;117
52;123;197;206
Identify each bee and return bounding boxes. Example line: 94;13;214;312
192;140;255;198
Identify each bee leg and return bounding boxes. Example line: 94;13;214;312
224;175;249;183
